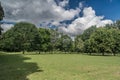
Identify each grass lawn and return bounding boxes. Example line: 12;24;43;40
0;52;120;80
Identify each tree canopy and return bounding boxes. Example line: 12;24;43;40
0;2;120;56
0;2;4;20
0;22;38;52
0;2;4;36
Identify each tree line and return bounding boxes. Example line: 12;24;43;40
0;21;120;56
0;22;73;54
0;2;120;55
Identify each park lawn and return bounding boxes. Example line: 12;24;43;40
0;52;120;80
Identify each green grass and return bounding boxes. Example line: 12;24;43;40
0;52;120;80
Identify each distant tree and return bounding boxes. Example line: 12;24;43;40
74;35;84;52
32;32;42;53
114;20;120;29
0;22;38;53
56;34;73;52
0;27;3;36
36;28;51;52
50;29;60;51
104;24;116;29
110;29;120;55
81;26;97;41
84;38;98;55
85;28;116;56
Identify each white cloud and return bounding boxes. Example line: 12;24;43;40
1;24;14;32
59;0;69;7
0;0;113;36
59;7;113;36
1;0;80;24
79;2;83;8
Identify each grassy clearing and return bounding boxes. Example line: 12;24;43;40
0;52;120;80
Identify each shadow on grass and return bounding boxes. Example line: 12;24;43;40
0;53;43;80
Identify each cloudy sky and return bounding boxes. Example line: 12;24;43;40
0;0;120;35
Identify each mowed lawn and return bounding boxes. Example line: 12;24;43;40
0;52;120;80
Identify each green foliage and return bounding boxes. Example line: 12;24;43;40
56;34;73;52
111;29;120;54
0;16;120;55
84;28;120;55
115;20;120;29
50;29;60;51
81;26;97;41
0;22;38;52
74;35;84;52
38;28;51;52
0;2;4;36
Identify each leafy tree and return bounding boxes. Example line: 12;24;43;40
0;22;38;53
104;24;117;29
49;29;60;51
74;35;84;52
0;2;4;37
110;29;120;55
56;35;73;52
81;26;97;41
86;28;116;55
35;28;51;52
114;20;120;29
32;32;42;53
84;38;98;55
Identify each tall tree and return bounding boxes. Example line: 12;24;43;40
56;34;73;52
85;28;116;55
0;22;38;53
74;35;84;52
33;28;51;53
110;29;120;55
0;2;4;37
50;29;60;51
114;20;120;29
81;26;97;41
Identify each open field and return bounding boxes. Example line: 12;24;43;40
0;52;120;80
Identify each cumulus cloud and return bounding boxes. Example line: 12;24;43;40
0;0;113;36
59;0;69;7
1;0;80;24
59;7;113;36
1;24;14;32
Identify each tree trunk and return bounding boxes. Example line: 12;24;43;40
102;53;104;56
113;53;116;56
23;50;25;54
39;51;40;54
89;52;91;55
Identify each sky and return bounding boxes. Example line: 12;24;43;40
0;0;120;36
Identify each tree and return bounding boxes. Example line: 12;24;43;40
56;34;73;52
74;35;84;52
114;20;120;29
0;2;4;37
0;22;38;53
110;29;120;55
81;26;97;41
34;28;51;52
85;28;116;55
49;29;60;51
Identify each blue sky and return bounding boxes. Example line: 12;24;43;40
69;0;120;21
